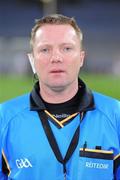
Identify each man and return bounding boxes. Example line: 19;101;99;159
0;14;120;180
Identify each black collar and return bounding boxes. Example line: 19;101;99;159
30;78;95;112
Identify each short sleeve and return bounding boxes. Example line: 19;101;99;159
0;105;8;179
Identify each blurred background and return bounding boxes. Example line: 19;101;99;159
0;0;120;102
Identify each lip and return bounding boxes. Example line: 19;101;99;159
50;69;65;73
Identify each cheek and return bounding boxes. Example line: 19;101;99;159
34;55;47;67
67;55;82;70
34;60;45;75
67;63;80;77
68;61;82;77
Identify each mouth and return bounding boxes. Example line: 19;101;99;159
50;70;65;74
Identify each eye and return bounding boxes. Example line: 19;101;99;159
40;48;49;53
63;47;72;52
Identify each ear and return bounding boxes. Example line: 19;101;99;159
80;50;85;67
27;53;36;74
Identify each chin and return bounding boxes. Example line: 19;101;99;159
47;81;68;91
49;78;67;85
50;85;67;92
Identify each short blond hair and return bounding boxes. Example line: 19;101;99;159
30;14;83;50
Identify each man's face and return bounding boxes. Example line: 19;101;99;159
32;24;85;90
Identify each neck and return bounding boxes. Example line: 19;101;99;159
39;81;78;104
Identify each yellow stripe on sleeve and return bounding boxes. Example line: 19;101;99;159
2;149;11;176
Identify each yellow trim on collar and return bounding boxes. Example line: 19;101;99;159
44;110;64;128
44;110;79;128
61;112;79;124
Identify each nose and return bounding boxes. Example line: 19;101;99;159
50;49;63;63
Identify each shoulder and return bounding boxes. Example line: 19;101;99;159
0;93;30;111
93;91;120;121
0;93;30;129
93;91;120;110
92;91;120;140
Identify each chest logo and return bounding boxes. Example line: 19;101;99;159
16;158;32;168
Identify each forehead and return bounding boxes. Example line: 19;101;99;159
34;24;79;44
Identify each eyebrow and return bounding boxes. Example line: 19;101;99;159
37;42;75;47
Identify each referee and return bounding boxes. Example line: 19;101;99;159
0;14;120;180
